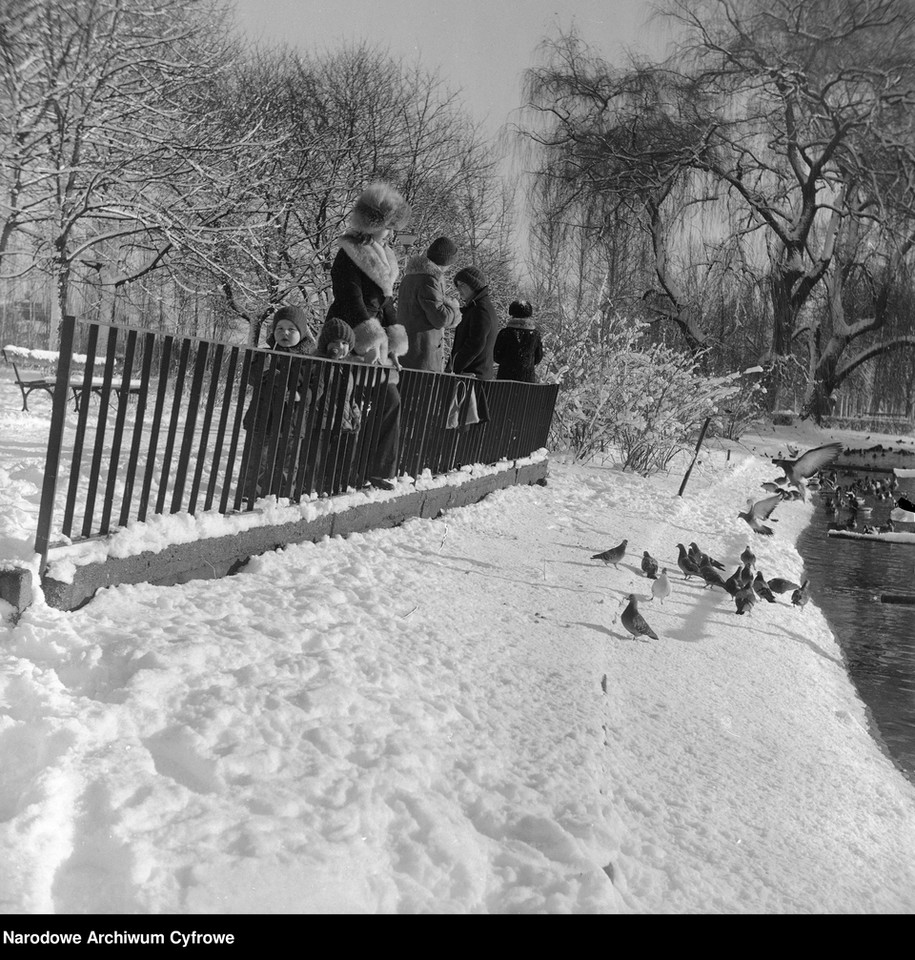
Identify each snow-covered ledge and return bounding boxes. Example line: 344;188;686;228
39;455;549;612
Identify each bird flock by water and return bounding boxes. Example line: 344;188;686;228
599;440;914;642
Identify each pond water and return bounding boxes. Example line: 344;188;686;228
796;472;915;784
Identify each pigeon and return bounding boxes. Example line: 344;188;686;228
641;551;659;579
620;594;659;641
651;568;671;604
738;494;781;535
739;545;756;569
791;579;810;607
767;577;802;595
761;480;787;493
734;584;757;615
689;542;725;570
698;559;730;591
737;562;754;587
723;566;742;597
592;539;628;568
752;572;777;603
772;442;844;500
676;543;701;579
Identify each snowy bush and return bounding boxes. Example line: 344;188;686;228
550;315;744;475
712;373;768;440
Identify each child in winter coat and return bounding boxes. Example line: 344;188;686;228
242;305;316;499
493;300;544;383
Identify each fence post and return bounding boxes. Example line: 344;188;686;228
677;416;711;498
34;314;77;571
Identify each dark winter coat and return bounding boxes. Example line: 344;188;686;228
242;340;313;439
493;318;544;383
447;286;498;380
397;254;461;372
325;236;408;385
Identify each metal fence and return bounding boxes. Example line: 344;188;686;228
35;316;559;569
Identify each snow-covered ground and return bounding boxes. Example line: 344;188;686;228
1;368;915;914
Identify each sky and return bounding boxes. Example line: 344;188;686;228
230;0;668;138
2;365;915;915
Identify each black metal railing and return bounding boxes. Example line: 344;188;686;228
35;316;559;569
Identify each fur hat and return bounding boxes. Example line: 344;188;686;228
349;183;411;234
318;317;356;355
267;305;311;346
426;236;457;267
508;300;533;319
453;265;488;293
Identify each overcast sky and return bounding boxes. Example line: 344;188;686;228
230;0;669;138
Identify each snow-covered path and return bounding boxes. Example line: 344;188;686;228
2;423;914;913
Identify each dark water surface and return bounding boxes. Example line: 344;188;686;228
796;473;915;784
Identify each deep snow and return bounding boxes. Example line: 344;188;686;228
1;368;915;914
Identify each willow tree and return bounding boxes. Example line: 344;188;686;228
521;0;915;409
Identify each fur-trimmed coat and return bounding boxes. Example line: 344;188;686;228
397;254;461;372
325;236;408;383
447;286;498;380
493;317;544;383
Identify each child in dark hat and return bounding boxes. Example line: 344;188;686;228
243;305;317;500
397;236;462;372
493;300;544;383
317;317;357;361
448;266;498;380
265;304;315;354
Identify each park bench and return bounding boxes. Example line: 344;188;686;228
10;361;143;413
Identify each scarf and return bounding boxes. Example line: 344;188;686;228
338;236;399;296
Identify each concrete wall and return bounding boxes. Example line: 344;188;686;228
31;460;548;613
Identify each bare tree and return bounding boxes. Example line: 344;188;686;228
519;0;915;409
0;0;233;343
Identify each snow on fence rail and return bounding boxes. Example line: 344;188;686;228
35;316;559;570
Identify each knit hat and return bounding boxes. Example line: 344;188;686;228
318;317;356;356
349;182;411;234
509;300;533;318
267;305;310;346
426;236;457;267
453;265;488;293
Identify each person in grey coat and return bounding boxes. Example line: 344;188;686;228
398;236;462;372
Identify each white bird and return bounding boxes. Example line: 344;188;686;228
651;568;671;604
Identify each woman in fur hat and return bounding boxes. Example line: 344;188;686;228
325;182;411;489
493;300;544;383
397;236;462;372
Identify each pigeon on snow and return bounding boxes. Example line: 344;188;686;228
620;594;659;641
641;551;659;579
767;577;802;595
676;543;701;579
651;569;672;604
791;579;811;607
734;584;757;615
689;542;725;570
592;540;628;568
752;572;778;603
